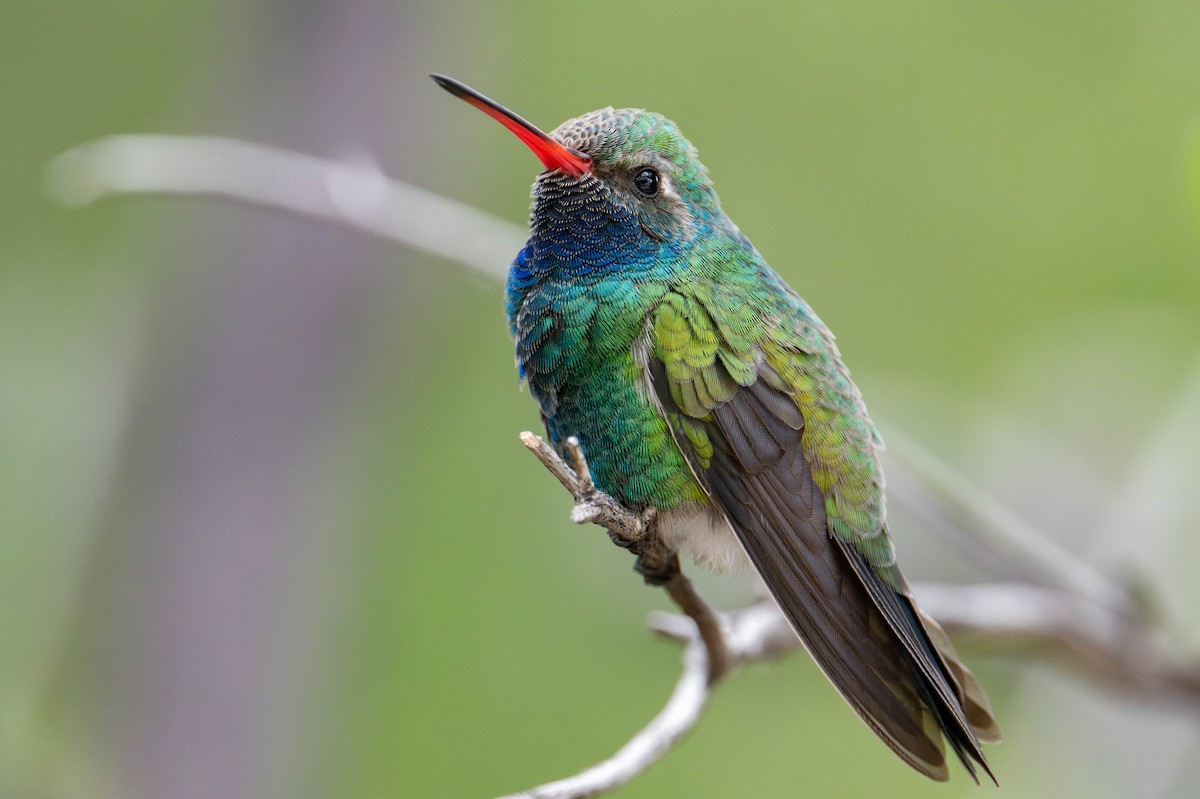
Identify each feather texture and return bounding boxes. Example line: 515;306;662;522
646;318;999;781
480;93;1002;781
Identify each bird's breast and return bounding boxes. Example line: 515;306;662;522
511;275;706;512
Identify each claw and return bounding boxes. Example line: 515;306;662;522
634;554;677;586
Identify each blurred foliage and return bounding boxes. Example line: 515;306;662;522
3;1;1200;798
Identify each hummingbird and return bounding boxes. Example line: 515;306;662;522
432;74;1001;782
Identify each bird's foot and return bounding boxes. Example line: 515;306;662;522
520;431;678;585
561;436;651;547
632;542;678;587
560;436;676;583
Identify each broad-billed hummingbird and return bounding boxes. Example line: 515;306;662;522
433;75;1001;782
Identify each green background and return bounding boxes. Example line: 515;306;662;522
4;2;1200;797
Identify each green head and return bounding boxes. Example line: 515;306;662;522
545;107;723;242
432;75;730;250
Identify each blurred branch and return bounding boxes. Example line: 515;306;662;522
517;432;1200;798
917;583;1200;712
48;133;1200;797
886;429;1133;614
46;134;524;278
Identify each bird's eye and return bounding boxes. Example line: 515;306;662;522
632;167;660;197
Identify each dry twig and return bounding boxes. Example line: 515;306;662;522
516;432;1200;798
519;433;732;682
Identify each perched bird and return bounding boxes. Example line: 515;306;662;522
433;74;1001;782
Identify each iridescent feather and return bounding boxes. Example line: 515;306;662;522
437;77;1002;782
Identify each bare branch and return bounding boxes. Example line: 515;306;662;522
507;432;744;797
886;429;1132;614
665;583;1200;713
519;433;650;546
563;435;596;496
494;595;802;799
519;432;730;678
496;636;711;799
45;134;526;279
661;573;732;682
915;582;1200;712
518;431;583;500
517;427;1200;798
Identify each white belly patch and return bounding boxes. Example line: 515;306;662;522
658;507;750;572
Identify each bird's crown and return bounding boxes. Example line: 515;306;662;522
544;108;724;242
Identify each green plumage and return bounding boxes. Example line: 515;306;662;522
438;75;1000;783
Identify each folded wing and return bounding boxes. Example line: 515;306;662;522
646;291;999;781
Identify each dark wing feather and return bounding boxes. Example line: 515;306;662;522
648;358;998;782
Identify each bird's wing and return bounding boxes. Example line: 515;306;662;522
646;286;999;781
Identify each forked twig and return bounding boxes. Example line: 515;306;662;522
514;431;1200;799
519;432;732;682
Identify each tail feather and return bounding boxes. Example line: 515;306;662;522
917;606;1003;745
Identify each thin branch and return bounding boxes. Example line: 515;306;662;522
500;579;1200;799
496;600;822;799
496;636;711;799
509;432;739;798
519;432;731;681
670;584;1200;713
915;582;1200;712
45;134;526;278
661;573;731;682
517;428;1200;798
519;433;651;548
886;429;1133;614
